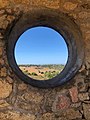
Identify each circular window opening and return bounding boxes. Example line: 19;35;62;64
15;27;68;80
7;9;84;88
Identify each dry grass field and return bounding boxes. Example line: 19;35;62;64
19;64;65;80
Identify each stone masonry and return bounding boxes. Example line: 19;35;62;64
0;0;90;120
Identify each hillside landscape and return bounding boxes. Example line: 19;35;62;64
19;64;65;80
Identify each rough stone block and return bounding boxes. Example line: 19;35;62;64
0;80;12;98
39;113;55;120
0;0;9;8
83;103;90;120
6;76;13;84
63;2;78;11
69;87;78;103
78;92;89;101
65;108;82;120
0;99;9;108
52;93;70;112
0;47;3;56
0;111;36;120
23;91;43;104
0;58;4;65
0;67;7;77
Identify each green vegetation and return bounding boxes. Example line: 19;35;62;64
23;70;28;75
31;72;38;76
44;71;59;79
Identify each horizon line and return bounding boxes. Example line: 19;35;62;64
18;64;65;65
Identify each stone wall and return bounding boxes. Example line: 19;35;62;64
0;0;90;120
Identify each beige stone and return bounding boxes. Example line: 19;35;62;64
69;13;77;19
18;82;27;91
22;0;59;9
6;76;13;84
65;108;82;120
0;15;9;29
85;61;90;70
78;92;89;101
0;80;12;98
0;99;9;108
0;111;36;120
83;103;90;120
24;91;43;104
63;2;78;11
39;113;55;120
0;47;3;56
74;75;87;92
80;23;90;33
0;58;4;65
16;100;41;114
79;65;85;72
2;20;9;29
0;15;6;25
13;0;22;4
0;0;9;8
85;31;90;41
6;8;12;14
71;102;81;108
78;12;90;19
45;0;59;9
7;15;15;23
0;9;5;15
0;67;7;77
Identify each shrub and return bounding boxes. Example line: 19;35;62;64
31;72;38;76
44;71;59;79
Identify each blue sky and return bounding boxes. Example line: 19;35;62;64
15;27;68;65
